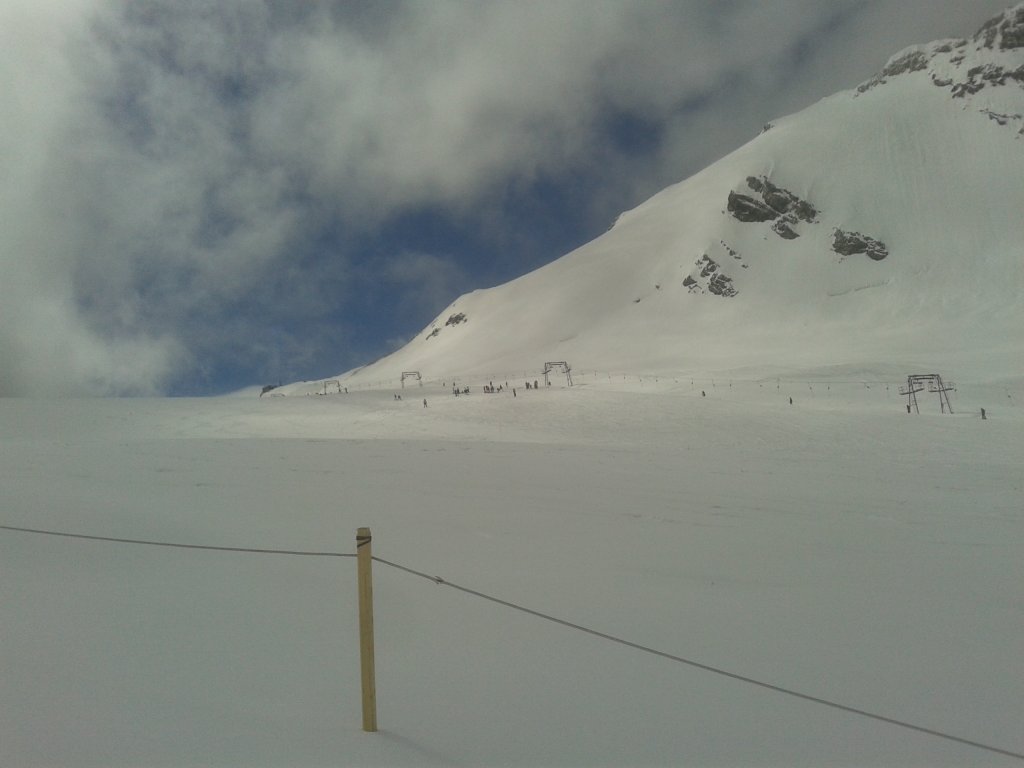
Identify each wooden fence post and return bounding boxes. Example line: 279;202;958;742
356;527;377;732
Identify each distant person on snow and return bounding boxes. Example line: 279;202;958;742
423;399;427;408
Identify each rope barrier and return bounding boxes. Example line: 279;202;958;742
373;555;1024;762
0;524;355;558
2;524;1019;760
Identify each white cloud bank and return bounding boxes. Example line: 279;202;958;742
0;0;1012;395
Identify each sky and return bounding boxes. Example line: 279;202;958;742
0;0;1013;396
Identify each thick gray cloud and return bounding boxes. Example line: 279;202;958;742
0;0;1012;394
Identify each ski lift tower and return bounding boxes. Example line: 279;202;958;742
543;361;573;387
900;374;955;414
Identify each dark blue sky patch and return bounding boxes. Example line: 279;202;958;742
602;109;664;157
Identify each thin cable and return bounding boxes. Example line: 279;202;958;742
0;524;354;558
373;555;1024;762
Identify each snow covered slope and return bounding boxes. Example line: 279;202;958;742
329;5;1023;391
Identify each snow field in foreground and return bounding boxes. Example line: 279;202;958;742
1;383;1021;767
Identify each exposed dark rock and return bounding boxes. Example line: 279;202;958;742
1001;8;1024;49
952;79;984;98
728;177;816;237
684;255;738;297
832;229;889;261
765;188;795;214
857;49;928;93
794;200;818;222
727;191;778;222
883;50;929;77
698;254;718;278
982;109;1021;126
445;312;467;326
772;217;800;239
707;274;737;297
977;16;1002;49
425;328;440;340
976;7;1024;50
952;64;1024;98
857;6;1024;95
974;17;999;48
745;176;817;222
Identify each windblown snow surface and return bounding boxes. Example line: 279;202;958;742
3;6;1024;767
1;381;1022;767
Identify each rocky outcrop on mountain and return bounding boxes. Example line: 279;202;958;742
772;218;800;240
726;174;890;263
684;254;737;297
951;63;1024;97
832;229;888;261
857;50;929;92
720;240;746;265
857;3;1024;127
727;191;777;222
727;176;817;241
982;108;1024;126
424;311;469;341
977;5;1024;50
747;177;818;222
707;272;738;297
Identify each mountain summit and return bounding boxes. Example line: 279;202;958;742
340;5;1023;387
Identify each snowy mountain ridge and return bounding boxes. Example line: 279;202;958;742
303;4;1023;393
857;3;1024;120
